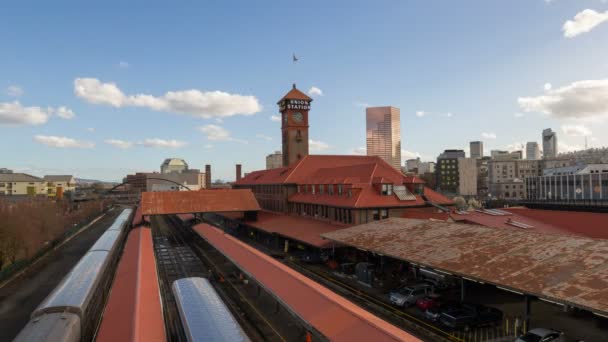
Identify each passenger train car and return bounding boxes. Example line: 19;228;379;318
14;208;133;342
172;277;250;342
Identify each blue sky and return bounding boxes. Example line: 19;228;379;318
2;0;608;181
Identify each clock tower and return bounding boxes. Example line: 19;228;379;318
278;84;312;167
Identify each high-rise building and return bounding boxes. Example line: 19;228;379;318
279;84;312;167
470;141;483;159
160;158;188;174
366;106;401;170
266;151;283;169
491;150;523;160
526;142;541;160
436;149;466;194
542;128;558;159
458;158;478;196
418;161;435;174
405;158;420;172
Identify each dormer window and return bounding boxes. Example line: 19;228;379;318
319;184;324;194
328;184;334;195
338;184;343;196
311;184;315;194
347;189;352;198
381;184;393;195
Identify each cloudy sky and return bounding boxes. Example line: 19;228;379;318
2;1;608;181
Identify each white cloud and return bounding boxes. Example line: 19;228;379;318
138;138;187;148
481;132;497;139
544;83;552;91
198;124;246;143
354;101;370;108
307;86;323;97
563;9;608;38
7;85;23;97
74;77;261;118
351;146;366;155
270;115;281;122
446;112;454;118
518;79;608;120
561;124;592;136
505;142;525;152
401;149;422;159
104;139;134;149
118;61;130;68
53;106;75;119
256;133;273;141
558;141;583;153
309;139;329;151
0;101;51;125
34;135;94;148
198;124;231;141
415;111;428;117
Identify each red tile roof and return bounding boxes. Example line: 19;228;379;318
140;189;260;215
97;227;165;342
235;154;453;209
228;211;346;248
400;208;450;221
193;223;421;342
502;208;608;239
277;84;312;103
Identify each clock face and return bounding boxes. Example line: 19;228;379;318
293;112;304;123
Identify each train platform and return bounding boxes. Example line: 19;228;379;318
193;223;421;342
96;227;165;342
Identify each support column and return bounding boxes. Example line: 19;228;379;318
460;278;465;302
524;295;531;330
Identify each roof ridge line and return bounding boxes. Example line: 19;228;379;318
284;155;308;183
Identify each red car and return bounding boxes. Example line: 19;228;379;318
416;294;441;311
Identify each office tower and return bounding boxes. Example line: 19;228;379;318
366;106;401;170
470;141;483;159
542;128;558;159
526;142;541;160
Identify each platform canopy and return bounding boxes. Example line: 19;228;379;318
322;217;608;316
140;189;260;216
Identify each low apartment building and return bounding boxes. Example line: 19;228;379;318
488;159;542;200
0;173;47;196
44;175;76;199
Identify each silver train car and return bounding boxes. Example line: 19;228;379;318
172;277;250;342
14;208;133;342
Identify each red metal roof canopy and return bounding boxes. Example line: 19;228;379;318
96;227;165;342
140;189;261;215
193;223;420;342
322;218;608;316
225;211;347;248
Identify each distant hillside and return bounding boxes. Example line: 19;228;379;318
75;178;118;185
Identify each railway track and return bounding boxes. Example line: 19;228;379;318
152;215;301;342
219;228;461;342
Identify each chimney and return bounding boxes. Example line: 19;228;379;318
236;164;242;182
205;164;211;188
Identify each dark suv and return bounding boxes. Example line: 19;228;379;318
439;303;502;330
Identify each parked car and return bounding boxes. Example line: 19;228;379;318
422;277;455;291
439;303;502;330
515;328;565;342
416;294;441;311
389;284;432;307
425;302;460;322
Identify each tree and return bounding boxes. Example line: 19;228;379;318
452;196;467;210
467;198;481;210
